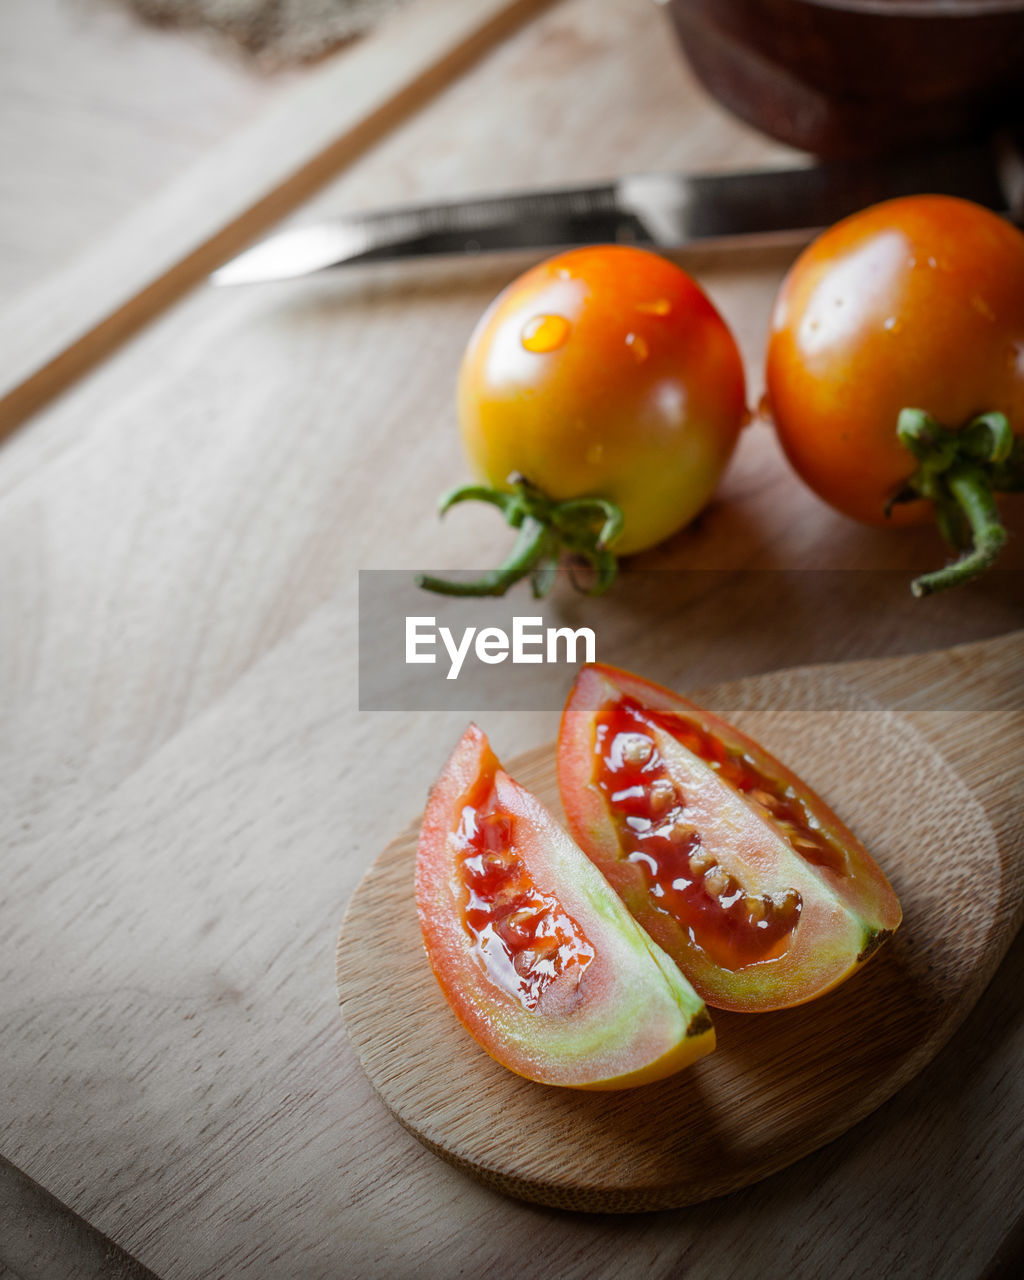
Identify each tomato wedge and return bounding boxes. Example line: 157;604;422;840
416;725;715;1088
558;666;902;1012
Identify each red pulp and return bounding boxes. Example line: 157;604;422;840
454;789;594;1010
593;698;850;970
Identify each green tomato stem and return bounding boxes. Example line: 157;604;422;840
568;545;618;596
417;515;552;598
554;496;624;550
895;408;1019;597
417;477;625;598
438;483;519;521
910;465;1008;597
964;411;1014;465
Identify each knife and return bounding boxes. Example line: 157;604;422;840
212;138;1024;285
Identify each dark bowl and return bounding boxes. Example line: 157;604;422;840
665;0;1024;156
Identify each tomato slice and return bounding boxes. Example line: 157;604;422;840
416;725;715;1088
558;666;902;1012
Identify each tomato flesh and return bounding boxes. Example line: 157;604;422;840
558;666;902;1012
456;798;595;1011
595;698;802;971
416;724;715;1087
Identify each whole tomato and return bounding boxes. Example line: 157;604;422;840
765;195;1024;593
420;245;747;596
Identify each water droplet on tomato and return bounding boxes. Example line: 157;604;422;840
625;332;649;362
802;232;905;353
883;316;899;332
521;314;571;352
636;298;671;316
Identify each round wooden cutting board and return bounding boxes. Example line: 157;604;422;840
336;639;1023;1213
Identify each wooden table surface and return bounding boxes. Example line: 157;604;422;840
1;1;1022;1277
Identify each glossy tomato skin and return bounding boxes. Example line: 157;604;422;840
416;725;714;1089
458;245;747;554
558;665;902;1013
765;195;1024;526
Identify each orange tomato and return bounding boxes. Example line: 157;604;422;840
455;245;747;556
765;195;1024;528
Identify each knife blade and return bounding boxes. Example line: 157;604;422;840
212;139;1022;285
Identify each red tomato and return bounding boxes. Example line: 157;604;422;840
415;725;714;1088
765;195;1024;529
558;665;902;1013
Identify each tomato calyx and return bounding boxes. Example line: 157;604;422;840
417;475;624;598
889;408;1023;597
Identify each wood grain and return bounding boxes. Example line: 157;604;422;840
338;633;1024;1212
2;0;1023;1274
0;0;290;302
0;0;553;437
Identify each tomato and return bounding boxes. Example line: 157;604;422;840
558;665;902;1013
420;245;747;596
416;724;715;1088
765;195;1024;593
